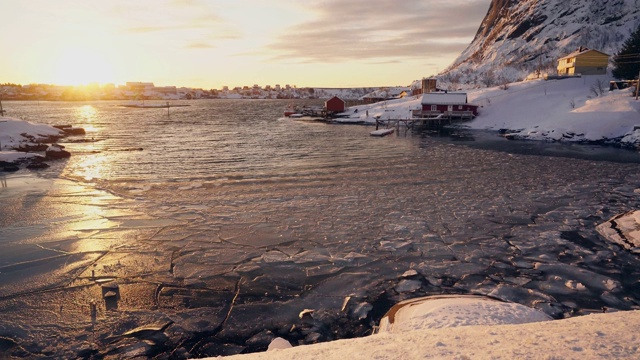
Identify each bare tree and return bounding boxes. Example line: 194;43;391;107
589;79;606;97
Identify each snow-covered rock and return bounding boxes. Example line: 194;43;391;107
0;117;70;168
0;116;63;151
377;295;551;333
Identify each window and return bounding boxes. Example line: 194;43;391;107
431;105;437;111
458;105;463;110
447;105;453;112
567;58;573;64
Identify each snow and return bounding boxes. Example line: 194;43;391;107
207;297;640;360
339;75;640;146
466;76;640;143
377;296;552;333
0;116;63;163
0;151;41;163
421;92;468;105
441;0;640;85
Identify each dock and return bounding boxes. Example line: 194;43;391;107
373;110;474;133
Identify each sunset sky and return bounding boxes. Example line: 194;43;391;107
1;0;490;89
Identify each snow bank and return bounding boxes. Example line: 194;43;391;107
211;308;639;359
0;151;41;163
377;295;551;333
0;116;63;164
466;76;640;144
0;116;63;149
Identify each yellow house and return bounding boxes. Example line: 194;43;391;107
557;47;609;75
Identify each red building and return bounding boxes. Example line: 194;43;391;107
325;96;345;113
420;93;478;116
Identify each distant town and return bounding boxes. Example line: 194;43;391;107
0;82;410;101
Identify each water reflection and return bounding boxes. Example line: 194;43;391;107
72;152;110;181
76;104;97;122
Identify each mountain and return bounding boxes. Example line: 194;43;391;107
438;0;640;88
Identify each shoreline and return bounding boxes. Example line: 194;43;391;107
218;310;640;359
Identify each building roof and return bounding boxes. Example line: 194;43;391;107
420;92;468;105
558;48;610;61
325;96;344;103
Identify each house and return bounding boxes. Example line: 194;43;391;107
557;47;609;75
325;96;345;113
417;92;478;117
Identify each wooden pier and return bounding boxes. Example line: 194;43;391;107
374;110;474;133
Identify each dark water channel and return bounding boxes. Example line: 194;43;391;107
1;100;640;358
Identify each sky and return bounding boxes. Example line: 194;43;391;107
0;0;491;89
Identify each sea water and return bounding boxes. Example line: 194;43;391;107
1;100;640;358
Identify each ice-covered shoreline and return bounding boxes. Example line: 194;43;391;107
213;308;640;359
3;78;637;358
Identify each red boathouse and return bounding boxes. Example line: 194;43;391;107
325;96;346;113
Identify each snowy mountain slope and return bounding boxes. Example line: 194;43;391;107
439;0;640;87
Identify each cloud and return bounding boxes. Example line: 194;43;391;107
265;0;491;63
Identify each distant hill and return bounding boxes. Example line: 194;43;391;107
437;0;640;88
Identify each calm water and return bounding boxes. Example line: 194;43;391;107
2;100;640;358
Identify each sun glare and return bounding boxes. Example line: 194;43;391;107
53;47;115;86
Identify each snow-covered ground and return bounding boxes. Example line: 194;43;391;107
212;297;639;360
0;116;63;164
340;75;640;147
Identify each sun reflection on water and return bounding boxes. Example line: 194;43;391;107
76;104;97;122
74;153;110;181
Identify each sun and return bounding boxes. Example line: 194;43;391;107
52;47;115;86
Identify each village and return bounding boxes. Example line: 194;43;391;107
0;81;379;102
288;46;637;137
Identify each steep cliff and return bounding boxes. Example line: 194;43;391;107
440;0;640;87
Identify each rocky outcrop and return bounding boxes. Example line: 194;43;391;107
45;144;71;160
440;0;640;85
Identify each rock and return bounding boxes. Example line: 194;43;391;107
54;124;86;135
2;165;19;172
16;143;48;152
64;128;86;135
246;330;275;348
45;144;71;160
394;279;422;293
351;302;373;320
267;337;292;351
402;269;418;278
26;162;49;170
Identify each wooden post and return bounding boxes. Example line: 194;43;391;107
0;96;4;116
636;69;640;100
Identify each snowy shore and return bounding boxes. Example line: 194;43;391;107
0;117;62;161
214;307;640;359
341;75;640;148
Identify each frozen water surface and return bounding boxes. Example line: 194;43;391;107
1;100;640;358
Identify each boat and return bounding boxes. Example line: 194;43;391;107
370;128;394;137
284;104;301;117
